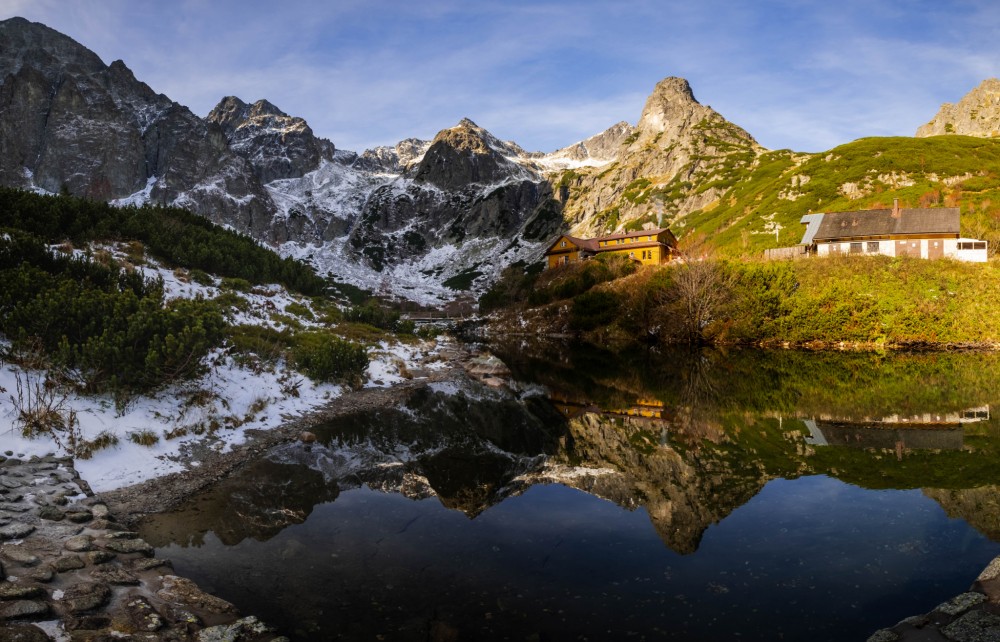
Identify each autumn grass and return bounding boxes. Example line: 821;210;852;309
723;255;1000;345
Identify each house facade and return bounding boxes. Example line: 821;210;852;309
799;201;988;262
544;228;678;269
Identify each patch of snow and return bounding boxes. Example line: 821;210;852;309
285;227;547;306
31;621;69;642
110;176;158;207
0;245;453;492
534;155;614;171
21;166;55;196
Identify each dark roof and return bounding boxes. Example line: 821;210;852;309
812;208;960;241
545;228;677;255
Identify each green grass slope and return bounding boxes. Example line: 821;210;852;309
678;135;1000;254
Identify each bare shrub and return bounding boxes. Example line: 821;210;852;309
127;429;160;447
9;369;82;455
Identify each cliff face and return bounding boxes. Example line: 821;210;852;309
346;118;560;274
0;17;783;301
0;17;275;237
207;96;336;183
554;77;763;236
917;78;1000;138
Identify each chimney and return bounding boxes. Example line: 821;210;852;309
892;198;901;218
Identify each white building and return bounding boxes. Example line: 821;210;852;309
799;201;988;262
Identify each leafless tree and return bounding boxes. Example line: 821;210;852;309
663;234;733;344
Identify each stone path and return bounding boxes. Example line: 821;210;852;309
0;454;286;641
870;557;1000;642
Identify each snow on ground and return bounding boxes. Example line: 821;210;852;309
264;158;385;223
0;242;459;493
0;350;336;492
285;230;548;306
0;335;453;493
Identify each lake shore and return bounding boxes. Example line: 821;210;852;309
9;340;1000;640
99;374;444;528
0;349;482;639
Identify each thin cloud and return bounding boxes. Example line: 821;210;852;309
2;0;999;154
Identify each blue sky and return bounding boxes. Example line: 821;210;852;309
3;0;999;153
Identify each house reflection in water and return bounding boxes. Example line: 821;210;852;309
549;394;677;448
803;406;990;451
550;394;670;424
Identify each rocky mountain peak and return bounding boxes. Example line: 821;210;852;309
916;78;1000;138
433;118;493;155
635;76;709;140
555;76;761;237
0;15;277;235
414;120;537;189
0;17;106;80
207;95;334;182
357;137;431;173
206;96;249;131
249;98;286;118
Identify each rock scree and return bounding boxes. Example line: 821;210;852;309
0;454;286;640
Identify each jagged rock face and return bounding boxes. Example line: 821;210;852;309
413;118;537;190
0;17;274;237
916;78;1000;138
207;96;335;183
356;137;430;173
349;177;558;271
634;77;704;142
555;76;762;237
345;118;557;271
547;121;635;165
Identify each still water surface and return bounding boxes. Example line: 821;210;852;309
142;343;1000;640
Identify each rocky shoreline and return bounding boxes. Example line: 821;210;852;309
5;346;1000;640
0;454;285;640
868;559;1000;641
99;375;442;528
0;351;467;639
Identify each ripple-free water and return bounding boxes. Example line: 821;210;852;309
142;344;1000;640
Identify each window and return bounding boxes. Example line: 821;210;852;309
959;242;988;250
560;241;566;247
850;242;863;254
867;241;879;253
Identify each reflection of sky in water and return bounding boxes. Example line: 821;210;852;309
158;475;1000;642
148;346;1000;640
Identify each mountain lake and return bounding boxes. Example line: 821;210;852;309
137;341;1000;641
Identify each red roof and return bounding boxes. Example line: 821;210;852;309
594;227;672;242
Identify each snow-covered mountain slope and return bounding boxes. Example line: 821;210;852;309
0;17;763;306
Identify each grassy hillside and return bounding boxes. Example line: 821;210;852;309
564;134;1000;255
485;254;1000;348
677;135;1000;254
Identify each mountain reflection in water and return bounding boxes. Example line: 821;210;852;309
142;342;1000;641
